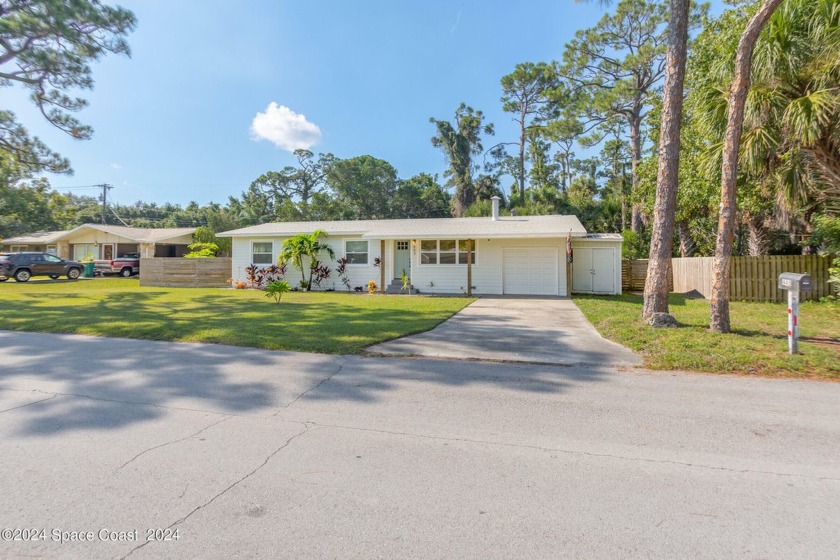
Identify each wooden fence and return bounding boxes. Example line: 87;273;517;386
626;255;831;302
139;257;231;288
622;259;672;292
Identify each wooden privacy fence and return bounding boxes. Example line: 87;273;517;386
628;255;831;302
622;259;672;292
139;257;231;288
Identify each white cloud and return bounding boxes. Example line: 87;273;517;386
110;163;123;170
250;103;322;152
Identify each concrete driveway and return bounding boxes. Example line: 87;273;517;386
368;296;641;366
1;330;838;559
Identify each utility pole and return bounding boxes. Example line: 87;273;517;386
97;183;113;224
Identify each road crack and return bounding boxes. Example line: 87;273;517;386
117;416;231;471
120;422;314;559
274;357;349;414
0;393;57;413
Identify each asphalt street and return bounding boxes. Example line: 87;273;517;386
0;330;838;559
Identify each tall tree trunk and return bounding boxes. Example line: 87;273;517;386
518;110;527;206
746;215;771;256
677;220;696;257
629;111;644;234
710;0;785;333
641;0;690;320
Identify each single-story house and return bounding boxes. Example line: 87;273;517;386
0;224;197;260
219;200;622;296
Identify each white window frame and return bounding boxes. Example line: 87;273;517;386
10;245;27;252
418;239;478;267
251;241;274;265
344;240;369;266
46;245;57;255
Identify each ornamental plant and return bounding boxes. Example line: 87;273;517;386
368;280;378;294
336;257;352;291
311;262;332;288
265;280;291;304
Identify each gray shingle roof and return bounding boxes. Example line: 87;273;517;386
0;231;65;244
2;224;195;245
218;215;588;239
72;224;196;242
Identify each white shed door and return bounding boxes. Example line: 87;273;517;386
572;247;616;294
592;248;616;293
503;248;558;295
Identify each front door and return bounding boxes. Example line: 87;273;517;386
394;241;410;279
103;244;114;260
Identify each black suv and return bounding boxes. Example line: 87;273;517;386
0;252;83;282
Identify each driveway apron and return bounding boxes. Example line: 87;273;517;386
367;297;641;366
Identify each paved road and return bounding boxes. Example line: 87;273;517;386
0;331;838;559
369;297;641;366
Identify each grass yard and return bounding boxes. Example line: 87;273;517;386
574;294;840;379
0;278;474;354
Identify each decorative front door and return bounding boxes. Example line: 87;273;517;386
394;241;410;279
103;244;114;260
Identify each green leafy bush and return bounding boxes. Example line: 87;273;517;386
265;280;291;304
184;242;219;258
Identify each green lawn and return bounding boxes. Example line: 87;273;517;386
574;294;840;379
0;278;474;354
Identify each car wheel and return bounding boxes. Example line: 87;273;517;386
49;274;60;279
14;269;31;282
67;268;81;280
120;267;132;277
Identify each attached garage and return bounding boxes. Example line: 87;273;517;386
503;247;561;296
571;234;623;295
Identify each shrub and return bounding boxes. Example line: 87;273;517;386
265;280;291;304
621;230;649;259
245;264;285;289
336;257;352;291
184;242;219;258
311;262;332;288
810;215;840;296
368;280;378;294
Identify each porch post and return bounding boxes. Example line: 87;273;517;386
466;239;473;297
380;239;385;293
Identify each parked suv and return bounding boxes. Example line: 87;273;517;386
0;252;83;282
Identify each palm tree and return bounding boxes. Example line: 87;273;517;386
279;229;335;290
700;0;840;332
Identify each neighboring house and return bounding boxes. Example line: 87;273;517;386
0;224;196;261
218;201;622;296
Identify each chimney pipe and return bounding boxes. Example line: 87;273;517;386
491;196;500;221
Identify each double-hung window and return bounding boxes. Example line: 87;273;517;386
345;240;369;265
252;242;273;264
420;240;476;265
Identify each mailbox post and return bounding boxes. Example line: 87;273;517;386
778;272;813;354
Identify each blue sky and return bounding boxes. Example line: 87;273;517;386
8;0;724;207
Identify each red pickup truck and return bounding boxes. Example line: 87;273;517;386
94;253;140;277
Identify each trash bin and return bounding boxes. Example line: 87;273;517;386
83;262;95;278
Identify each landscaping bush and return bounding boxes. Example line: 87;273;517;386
265;280;291;304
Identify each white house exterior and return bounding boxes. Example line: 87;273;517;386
219;210;623;296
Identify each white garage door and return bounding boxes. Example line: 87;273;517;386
503;247;559;295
